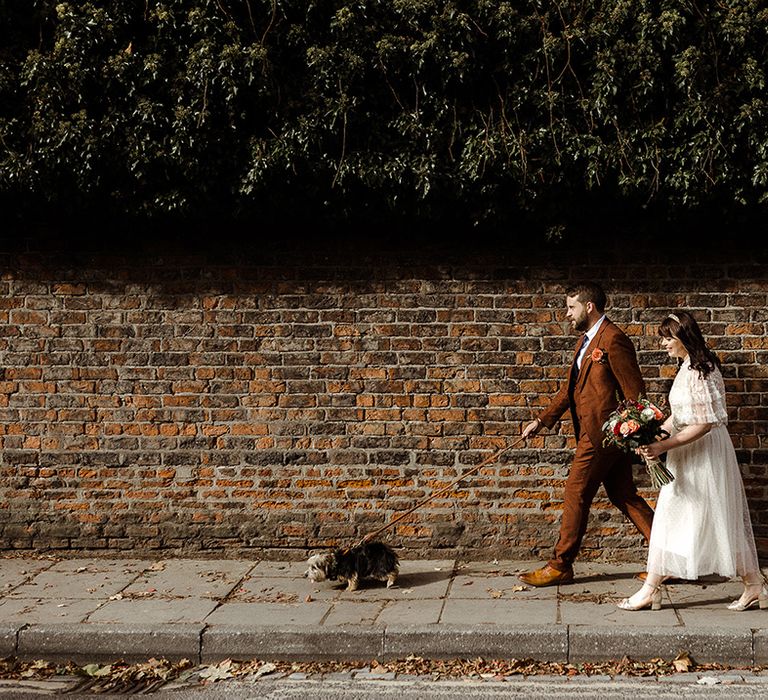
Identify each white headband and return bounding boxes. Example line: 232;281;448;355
667;314;680;323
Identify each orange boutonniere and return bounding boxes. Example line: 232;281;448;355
591;348;607;364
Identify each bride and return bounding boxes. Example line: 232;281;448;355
618;310;766;611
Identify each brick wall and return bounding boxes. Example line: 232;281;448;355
1;234;767;562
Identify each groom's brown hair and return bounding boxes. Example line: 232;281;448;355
566;281;607;312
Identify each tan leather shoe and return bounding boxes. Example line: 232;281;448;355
518;564;574;587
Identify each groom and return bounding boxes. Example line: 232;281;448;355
519;281;654;586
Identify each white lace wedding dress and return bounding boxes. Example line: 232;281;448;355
646;357;760;580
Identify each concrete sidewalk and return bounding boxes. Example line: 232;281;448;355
1;555;767;668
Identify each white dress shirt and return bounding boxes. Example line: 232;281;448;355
576;315;606;370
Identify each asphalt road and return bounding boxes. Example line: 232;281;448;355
153;677;768;699
4;675;765;699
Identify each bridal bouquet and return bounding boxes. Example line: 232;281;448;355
602;397;675;489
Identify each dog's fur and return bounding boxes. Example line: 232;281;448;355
304;541;399;591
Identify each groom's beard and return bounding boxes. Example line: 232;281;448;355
571;313;589;333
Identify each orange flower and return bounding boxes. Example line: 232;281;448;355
590;348;606;363
619;419;641;436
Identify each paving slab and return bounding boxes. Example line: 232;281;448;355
562;600;681;627
573;561;646;582
451;560;531;587
440;597;557;625
454;559;537;573
323;601;384;626
9;559;150;600
233;575;339;603
667;579;741;603
450;561;556;601
0;559;56;594
677;606;766;628
250;561;309;578
122;559;255;599
0;597;104;624
87;597;219;624
559;577;644;599
205;601;332;626
374;599;444;626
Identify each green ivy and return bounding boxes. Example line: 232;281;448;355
1;1;767;237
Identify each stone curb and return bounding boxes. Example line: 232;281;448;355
5;623;768;667
0;623;22;658
16;624;204;664
201;625;385;662
753;630;768;665
568;626;755;666
381;625;568;662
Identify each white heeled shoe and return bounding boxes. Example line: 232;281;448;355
618;584;662;611
727;582;768;611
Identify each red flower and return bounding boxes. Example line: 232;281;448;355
590;348;607;364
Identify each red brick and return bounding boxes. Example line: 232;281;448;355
0;247;764;564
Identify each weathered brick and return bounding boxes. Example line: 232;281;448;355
0;244;765;561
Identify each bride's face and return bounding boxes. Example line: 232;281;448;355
661;334;687;360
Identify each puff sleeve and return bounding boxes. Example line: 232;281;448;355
674;365;728;426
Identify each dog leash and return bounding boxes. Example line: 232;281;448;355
348;433;529;551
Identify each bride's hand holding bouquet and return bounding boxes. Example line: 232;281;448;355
637;440;665;461
602;396;675;489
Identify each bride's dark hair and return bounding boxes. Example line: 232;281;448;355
658;311;721;377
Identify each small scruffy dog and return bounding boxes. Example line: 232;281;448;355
304;541;399;591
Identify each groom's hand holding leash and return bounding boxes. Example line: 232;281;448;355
522;417;542;439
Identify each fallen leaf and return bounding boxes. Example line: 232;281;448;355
253;662;277;678
198;660;234;682
305;594;313;602
672;652;692;672
81;663;113;678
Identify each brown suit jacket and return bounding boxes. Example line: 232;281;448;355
538;318;645;450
